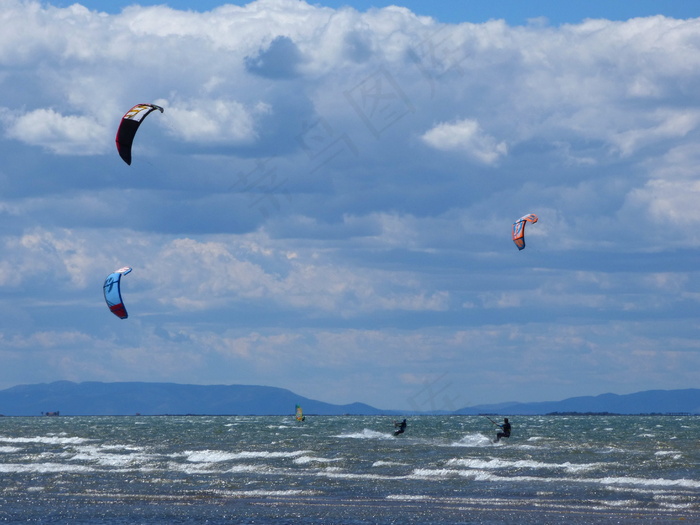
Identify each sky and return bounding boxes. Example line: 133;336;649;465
1;0;700;412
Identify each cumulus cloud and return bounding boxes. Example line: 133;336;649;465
421;118;508;164
146;236;450;315
161;98;270;144
4;108;107;155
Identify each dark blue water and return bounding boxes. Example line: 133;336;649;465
0;415;698;523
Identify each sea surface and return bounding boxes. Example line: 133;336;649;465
0;414;698;524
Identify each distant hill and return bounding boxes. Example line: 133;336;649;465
0;381;698;416
455;389;700;415
0;381;394;417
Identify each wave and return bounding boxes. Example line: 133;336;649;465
214;489;322;498
335;428;394;440
372;460;407;467
450;433;493;447
0;462;93;473
446;457;606;473
599;476;700;489
293;455;342;465
0;435;90;445
183;449;309;463
68;444;156;467
401;466;700;493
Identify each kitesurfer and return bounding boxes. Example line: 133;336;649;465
494;418;511;442
393;419;407;436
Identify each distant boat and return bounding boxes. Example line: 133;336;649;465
43;411;60;417
295;404;305;422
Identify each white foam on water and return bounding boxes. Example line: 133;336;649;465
217;489;321;498
184;449;309;462
409;467;462;478
100;444;142;452
654;450;677;456
336;428;394;440
316;470;395;480
600;499;641;507
462;472;700;493
447;457;605;473
386;494;542;507
600;476;700;489
660;502;698;510
450;433;493;447
227;463;279;474
372;460;407;467
0;462;93;473
0;435;89;445
0;446;22;453
409;467;497;481
68;444;156;467
183;450;242;463
168;461;223;475
293;455;342;465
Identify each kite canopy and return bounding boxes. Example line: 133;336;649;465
115;103;164;165
103;267;132;319
512;213;538;250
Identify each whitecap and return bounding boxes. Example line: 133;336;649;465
217;489;321;498
335;428;393;440
446;457;604;473
372;460;407;467
0;462;93;473
293;455;341;465
600;476;700;489
654;450;681;458
68;445;156;467
450;433;492;447
316;470;394;480
386;494;430;501
184;449;309;462
600;499;640;507
0;435;89;445
410;467;462;478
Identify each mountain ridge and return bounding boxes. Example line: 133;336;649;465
456;388;700;415
0;381;698;416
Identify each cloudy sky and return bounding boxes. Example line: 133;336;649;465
1;0;699;412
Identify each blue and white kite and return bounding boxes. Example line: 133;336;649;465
103;267;132;319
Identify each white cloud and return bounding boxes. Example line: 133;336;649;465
161;98;269;144
146;235;450;315
610;109;700;157
2;229;110;289
5;108;107;155
421;118;507;164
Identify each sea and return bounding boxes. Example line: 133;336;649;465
0;414;698;524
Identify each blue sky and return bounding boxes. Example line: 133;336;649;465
1;0;699;412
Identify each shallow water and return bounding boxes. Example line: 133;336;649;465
0;415;698;523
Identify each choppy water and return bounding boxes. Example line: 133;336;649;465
0;415;698;523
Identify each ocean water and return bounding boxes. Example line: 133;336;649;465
0;415;698;524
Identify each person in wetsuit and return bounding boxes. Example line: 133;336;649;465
494;418;511;442
394;419;407;435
